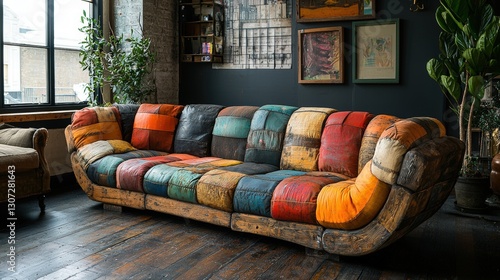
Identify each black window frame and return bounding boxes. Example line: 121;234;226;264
0;0;101;113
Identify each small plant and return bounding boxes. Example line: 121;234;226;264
79;11;156;105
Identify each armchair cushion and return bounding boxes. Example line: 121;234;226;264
0;124;36;148
0;144;39;172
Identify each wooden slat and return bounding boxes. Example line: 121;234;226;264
231;213;324;250
145;195;231;228
0;110;75;123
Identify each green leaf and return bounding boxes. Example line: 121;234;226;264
477;20;499;58
462;48;488;75
468;75;485;99
427;59;445;81
440;75;462;102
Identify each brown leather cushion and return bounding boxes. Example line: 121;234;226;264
0;144;39;173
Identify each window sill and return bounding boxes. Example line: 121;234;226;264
0;110;75;123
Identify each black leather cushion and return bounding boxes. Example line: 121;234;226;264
173;104;224;157
113;104;140;142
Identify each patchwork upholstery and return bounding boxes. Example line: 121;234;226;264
280;107;336;172
316;160;391;230
245;105;299;166
211;106;258;161
271;175;343;225
358;115;401;173
318;111;374;178
87;150;167;188
233;170;305;217
196;162;278;212
113;104;140;142
174;104;224;157
116;154;198;192
371;117;446;184
143;164;183;197
76;140;136;170
131;103;184;152
71;106;122;150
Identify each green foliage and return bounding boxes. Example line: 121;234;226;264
426;0;500;172
79;11;156;106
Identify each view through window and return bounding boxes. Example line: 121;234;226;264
2;0;92;107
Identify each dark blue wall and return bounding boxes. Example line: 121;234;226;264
180;1;447;121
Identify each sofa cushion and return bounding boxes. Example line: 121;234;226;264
71;106;123;150
196;162;278;212
116;154;198;192
174;104;224;157
113;104;140;143
233;170;305;217
131;103;184;152
211;106;258;161
371;117;446;184
358;115;401;174
271;175;342;225
316;160;391;230
245;105;298;166
0;144;39;172
143;165;182;197
0;124;36;148
76;140;137;170
318;111;374;178
87;150;167;187
280;107;336;171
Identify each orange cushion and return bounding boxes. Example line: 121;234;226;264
131;104;184;152
316;160;391;230
71;107;122;150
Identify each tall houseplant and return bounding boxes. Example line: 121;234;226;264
79;11;156;105
426;0;500;174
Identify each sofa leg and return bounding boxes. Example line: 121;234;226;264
305;248;340;261
38;195;46;213
103;203;123;212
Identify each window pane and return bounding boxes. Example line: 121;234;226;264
55;49;89;104
3;0;47;46
54;0;92;48
4;45;48;104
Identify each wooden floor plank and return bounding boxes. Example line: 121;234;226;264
1;187;499;279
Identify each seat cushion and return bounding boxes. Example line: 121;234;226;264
131;103;184;152
174;104;224;157
76;140;137;170
233;170;305;217
0;144;39;172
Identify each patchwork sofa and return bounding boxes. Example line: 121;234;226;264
65;103;464;256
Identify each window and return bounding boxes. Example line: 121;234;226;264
1;0;99;110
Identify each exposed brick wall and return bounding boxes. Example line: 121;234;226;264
113;0;178;104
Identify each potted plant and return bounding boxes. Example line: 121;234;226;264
79;11;156;106
426;0;500;211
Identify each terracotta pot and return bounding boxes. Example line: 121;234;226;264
455;176;490;211
491;153;500;195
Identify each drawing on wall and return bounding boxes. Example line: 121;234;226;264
213;0;293;70
361;37;393;68
298;27;344;84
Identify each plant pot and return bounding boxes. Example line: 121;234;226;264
454;176;490;212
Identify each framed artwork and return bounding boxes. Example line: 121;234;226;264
298;27;344;84
352;19;399;83
297;0;376;22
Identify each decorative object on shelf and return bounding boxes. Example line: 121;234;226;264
296;0;376;22
298;27;344;84
426;0;500;212
352;19;399;84
179;0;224;63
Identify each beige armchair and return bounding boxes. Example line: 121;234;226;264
0;123;50;211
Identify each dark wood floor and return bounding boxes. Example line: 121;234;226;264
1;184;499;280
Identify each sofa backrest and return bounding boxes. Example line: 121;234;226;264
113;104;140;143
280;107;336;172
174;104;224;157
318;111;374;178
71;106;123;150
211;106;259;161
244;105;298;167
